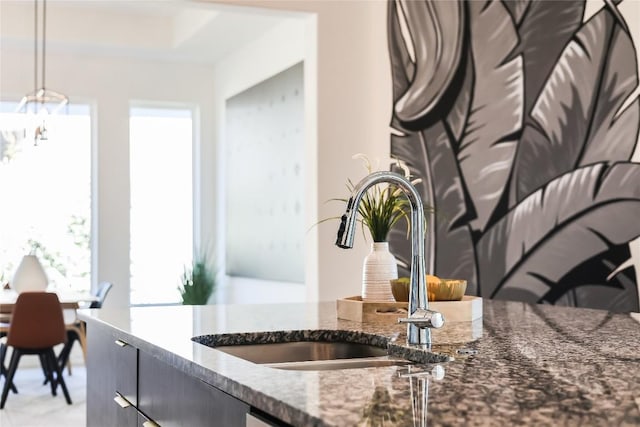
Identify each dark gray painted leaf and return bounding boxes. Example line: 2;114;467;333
423;123;478;294
387;0;414;132
389;127;478;293
546;247;639;312
478;162;640;300
511;7;640;204
445;51;473;149
392;0;465;126
456;0;523;233
501;0;531;26
389;132;436;275
579;20;640;166
511;0;584;118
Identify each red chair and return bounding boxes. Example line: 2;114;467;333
0;292;71;409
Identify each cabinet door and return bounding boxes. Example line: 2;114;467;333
138;350;249;426
86;323;138;427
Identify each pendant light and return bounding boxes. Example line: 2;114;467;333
15;0;68;144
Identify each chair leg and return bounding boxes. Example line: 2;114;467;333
41;353;51;385
0;343;18;394
0;349;22;409
47;348;71;405
45;350;57;397
77;322;87;361
57;335;76;374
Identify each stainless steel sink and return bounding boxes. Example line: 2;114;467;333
210;341;412;371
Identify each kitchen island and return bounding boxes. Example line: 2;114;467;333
79;300;640;426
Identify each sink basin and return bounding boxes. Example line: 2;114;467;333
192;331;415;371
212;341;412;370
215;341;386;363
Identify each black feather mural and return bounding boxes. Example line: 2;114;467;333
388;0;640;312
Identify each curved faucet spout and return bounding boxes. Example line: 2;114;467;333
334;171;443;347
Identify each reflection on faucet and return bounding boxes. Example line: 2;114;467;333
335;171;444;347
399;364;446;427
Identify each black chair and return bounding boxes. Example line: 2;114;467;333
57;282;113;370
0;339;18;394
0;292;72;409
89;281;113;309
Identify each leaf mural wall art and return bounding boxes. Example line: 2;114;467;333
388;0;640;312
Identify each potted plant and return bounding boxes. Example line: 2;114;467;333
178;251;216;305
332;154;421;301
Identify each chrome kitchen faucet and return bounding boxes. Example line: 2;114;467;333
335;171;444;348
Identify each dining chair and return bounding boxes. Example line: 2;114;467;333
1;312;18;394
0;292;72;409
0;336;18;395
57;281;113;371
89;281;113;309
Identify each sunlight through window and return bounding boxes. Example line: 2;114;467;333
129;106;193;305
0;102;91;292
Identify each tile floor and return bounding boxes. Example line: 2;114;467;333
0;344;86;427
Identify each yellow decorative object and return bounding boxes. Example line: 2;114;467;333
391;275;467;302
428;278;467;301
390;277;410;302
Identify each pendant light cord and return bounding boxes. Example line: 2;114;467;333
33;0;48;93
34;0;38;110
42;0;46;92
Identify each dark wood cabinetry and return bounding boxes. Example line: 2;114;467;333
86;322;138;427
138;351;249;426
86;322;271;427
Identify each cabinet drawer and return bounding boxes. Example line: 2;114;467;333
113;337;138;406
87;323;139;426
138;351;249;426
111;392;139;426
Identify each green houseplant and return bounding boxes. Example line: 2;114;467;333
329;154;424;301
178;251;216;305
329;154;420;242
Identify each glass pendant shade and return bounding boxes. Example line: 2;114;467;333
12;254;49;293
17;88;69;116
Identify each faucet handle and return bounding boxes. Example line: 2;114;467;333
398;308;445;329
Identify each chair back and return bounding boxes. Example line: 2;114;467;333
6;292;66;349
90;282;113;309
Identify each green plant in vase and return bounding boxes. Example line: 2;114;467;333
178;251;216;305
330;154;425;301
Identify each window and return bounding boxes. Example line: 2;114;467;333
0;102;92;291
129;106;193;305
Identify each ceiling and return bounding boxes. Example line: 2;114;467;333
0;0;297;65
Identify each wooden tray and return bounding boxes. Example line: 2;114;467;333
337;295;482;324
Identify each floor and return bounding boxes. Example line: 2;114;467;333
0;344;86;427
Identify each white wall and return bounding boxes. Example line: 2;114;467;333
0;48;217;309
210;0;392;303
210;18;309;303
2;0;394;308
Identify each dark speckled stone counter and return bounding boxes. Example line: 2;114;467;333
79;300;640;426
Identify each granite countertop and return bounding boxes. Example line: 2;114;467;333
79;300;640;426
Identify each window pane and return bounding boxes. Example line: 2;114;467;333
0;103;92;292
129;107;193;305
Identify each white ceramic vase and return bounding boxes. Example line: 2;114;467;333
12;254;48;293
361;242;397;301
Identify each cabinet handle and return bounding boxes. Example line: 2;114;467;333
143;421;160;427
113;394;131;408
114;339;128;347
